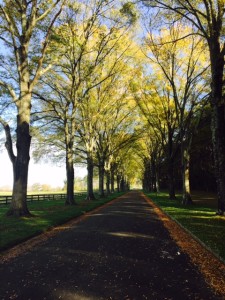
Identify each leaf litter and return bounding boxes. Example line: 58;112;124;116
143;193;225;298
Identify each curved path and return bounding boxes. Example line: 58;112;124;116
0;191;222;299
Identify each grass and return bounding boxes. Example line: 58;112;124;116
145;192;225;262
0;192;125;252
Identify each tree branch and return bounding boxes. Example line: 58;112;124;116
0;117;16;164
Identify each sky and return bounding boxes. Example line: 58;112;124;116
0;150;87;189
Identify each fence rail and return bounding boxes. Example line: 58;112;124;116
0;192;87;205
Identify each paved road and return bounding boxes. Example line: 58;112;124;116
0;192;222;300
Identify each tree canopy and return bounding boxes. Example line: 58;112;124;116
0;0;224;215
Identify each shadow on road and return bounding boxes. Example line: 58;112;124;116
0;192;221;300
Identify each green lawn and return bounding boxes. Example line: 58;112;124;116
0;192;125;252
145;192;225;262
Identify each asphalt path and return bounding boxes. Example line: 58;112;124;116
0;191;222;300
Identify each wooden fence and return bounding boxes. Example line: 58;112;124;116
0;192;87;205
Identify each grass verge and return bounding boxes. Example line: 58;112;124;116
0;192;125;252
145;192;225;262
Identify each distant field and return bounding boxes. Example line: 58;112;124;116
0;191;12;195
0;190;87;196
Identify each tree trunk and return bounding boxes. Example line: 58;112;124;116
7;120;31;217
86;155;95;200
168;158;176;200
110;167;115;193
65;145;75;205
124;179;129;191
167;129;176;199
143;158;151;192
106;170;110;195
181;144;192;205
151;157;158;192
155;171;159;193
116;174;121;192
210;42;225;215
98;163;105;197
120;176;125;192
211;104;225;214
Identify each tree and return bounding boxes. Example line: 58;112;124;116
142;0;225;212
77;73;140;198
93;94;138;197
139;130;162;193
134;22;209;202
190;107;216;192
0;0;63;216
132;70;179;198
32;0;137;203
147;25;209;203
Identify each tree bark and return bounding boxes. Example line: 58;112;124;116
181;144;192;205
120;176;125;192
98;163;105;197
210;41;225;215
167;129;176;199
116;174;121;192
211;103;225;214
151;156;159;193
106;170;111;195
168;158;176;200
86;155;95;200
110;167;115;193
155;170;159;193
143;158;152;192
65;143;75;205
7;119;31;217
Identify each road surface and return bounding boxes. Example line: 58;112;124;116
0;191;222;299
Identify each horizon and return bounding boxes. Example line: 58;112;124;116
0;151;87;190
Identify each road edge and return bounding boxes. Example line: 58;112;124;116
0;193;128;264
143;192;225;299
